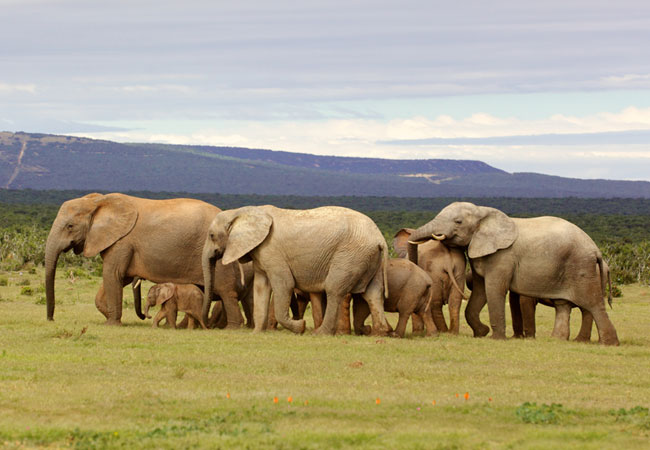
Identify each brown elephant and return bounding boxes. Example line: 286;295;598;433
394;228;466;334
350;258;437;337
45;193;249;328
202;205;391;336
145;283;207;329
408;202;618;345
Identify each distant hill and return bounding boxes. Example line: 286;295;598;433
1;131;649;198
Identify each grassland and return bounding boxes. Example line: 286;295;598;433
1;268;649;449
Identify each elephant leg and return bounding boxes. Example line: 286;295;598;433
484;279;508;340
551;300;571;340
352;296;371;335
447;285;463;334
177;315;189;329
310;292;324;329
509;292;523;338
430;298;448;333
271;282;306;334
336;294;352;335
574;307;593;342
165;306;178;329
152;309;166;328
394;310;412;338
100;251;130;325
589;303;619;346
520;296;537;338
360;273;392;336
411;313;424;334
267;297;279;330
314;291;345;335
252;270;271;332
94;283;109;319
221;294;244;329
186;315;196;329
209;301;227;329
419;310;439;337
465;274;490;337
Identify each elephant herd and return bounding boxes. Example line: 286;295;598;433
44;193;619;345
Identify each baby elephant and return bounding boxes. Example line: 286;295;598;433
145;283;207;329
353;258;436;337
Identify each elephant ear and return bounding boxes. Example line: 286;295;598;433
155;283;175;306
393;228;414;258
222;209;273;265
468;207;518;259
83;194;138;257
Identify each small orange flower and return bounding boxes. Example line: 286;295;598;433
304;400;309;406
226;393;230;399
464;392;469;400
455;393;459;398
273;397;278;404
287;396;293;403
375;398;381;405
488;397;493;402
432;400;436;406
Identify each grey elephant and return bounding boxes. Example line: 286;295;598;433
45;193;249;328
145;283;207;329
351;258;437;337
408;202;619;345
267;290;325;330
202;205;391;335
393;228;466;334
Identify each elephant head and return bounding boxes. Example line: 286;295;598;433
45;193;138;320
408;202;518;259
145;283;175;318
201;207;272;322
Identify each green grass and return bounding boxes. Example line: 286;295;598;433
1;269;649;449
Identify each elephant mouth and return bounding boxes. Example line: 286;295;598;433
72;242;84;255
432;234;447;241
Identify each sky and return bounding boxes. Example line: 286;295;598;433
2;0;650;181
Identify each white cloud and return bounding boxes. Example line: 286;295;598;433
0;83;36;94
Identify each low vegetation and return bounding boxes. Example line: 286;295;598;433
0;268;648;448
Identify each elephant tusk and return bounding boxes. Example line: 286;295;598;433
133;278;142;289
432;234;446;241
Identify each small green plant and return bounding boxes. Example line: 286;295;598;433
609;406;649;429
17;278;30;286
34;295;46;305
0;277;8;286
516;402;563;424
609;284;623;298
20;286;34;296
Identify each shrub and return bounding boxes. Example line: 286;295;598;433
516;402;563;424
0;277;8;286
20;286;34;296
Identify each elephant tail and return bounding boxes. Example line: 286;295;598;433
423;283;434;313
442;247;467;300
597;253;613;308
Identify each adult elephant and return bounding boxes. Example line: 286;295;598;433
45;193;247;327
393;228;466;334
202;205;391;335
408;202;619;345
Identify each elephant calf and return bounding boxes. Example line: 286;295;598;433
352;258;437;338
145;283;207;329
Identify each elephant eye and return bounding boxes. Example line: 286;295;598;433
66;224;74;230
454;218;463;224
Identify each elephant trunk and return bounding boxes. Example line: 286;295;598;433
408;221;442;245
202;245;217;325
44;233;62;321
132;278;146;320
144;299;152;319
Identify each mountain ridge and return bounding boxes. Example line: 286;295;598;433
1;131;649;198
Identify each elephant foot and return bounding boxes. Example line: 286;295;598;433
489;332;506;340
103;318;123;326
312;325;334;336
473;325;490;337
574;335;591;343
224;323;242;330
370;327;391;337
388;330;401;338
